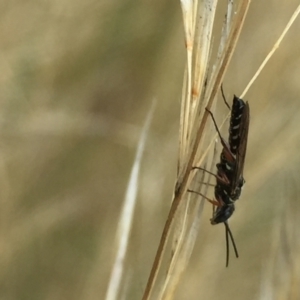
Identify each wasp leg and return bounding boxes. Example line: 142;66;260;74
187;189;221;207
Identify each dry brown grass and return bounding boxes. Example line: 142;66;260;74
1;1;300;300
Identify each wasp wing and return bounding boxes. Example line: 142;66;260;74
231;97;250;193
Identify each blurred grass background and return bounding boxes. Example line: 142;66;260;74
1;1;300;299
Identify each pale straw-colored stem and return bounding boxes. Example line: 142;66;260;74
241;4;300;98
105;101;155;300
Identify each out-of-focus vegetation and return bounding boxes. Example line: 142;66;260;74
1;1;300;299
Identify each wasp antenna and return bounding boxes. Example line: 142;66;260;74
220;84;231;110
224;221;239;267
224;222;230;267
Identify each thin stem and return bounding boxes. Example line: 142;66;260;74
241;4;300;98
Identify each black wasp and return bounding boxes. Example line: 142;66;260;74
189;92;250;267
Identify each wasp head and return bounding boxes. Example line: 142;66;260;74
210;204;235;225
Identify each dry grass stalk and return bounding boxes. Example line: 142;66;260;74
105;102;156;300
158;144;218;300
238;3;300;195
142;1;251;299
241;4;300;98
